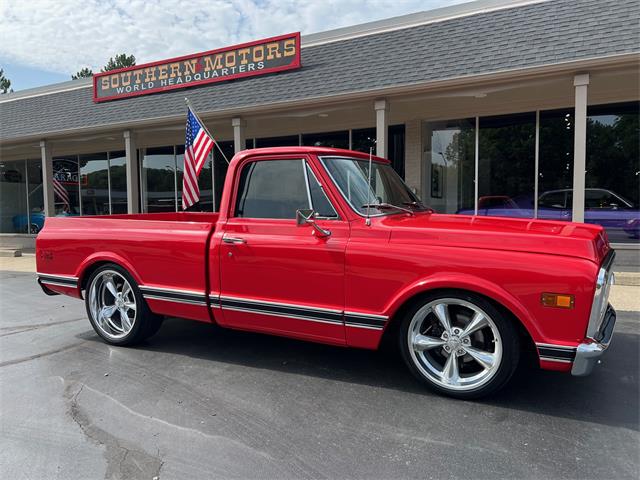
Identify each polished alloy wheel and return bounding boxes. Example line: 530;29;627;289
88;270;137;340
407;298;503;391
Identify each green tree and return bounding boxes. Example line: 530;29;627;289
72;67;93;80
0;68;12;93
102;53;136;72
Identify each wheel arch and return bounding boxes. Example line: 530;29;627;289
77;253;143;297
380;275;540;353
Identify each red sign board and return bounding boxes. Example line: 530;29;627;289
93;32;301;103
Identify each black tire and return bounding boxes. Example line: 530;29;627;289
84;263;163;346
398;290;520;399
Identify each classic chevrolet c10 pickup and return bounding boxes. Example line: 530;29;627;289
36;147;616;398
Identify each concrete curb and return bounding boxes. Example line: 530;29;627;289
614;271;640;287
0;248;22;257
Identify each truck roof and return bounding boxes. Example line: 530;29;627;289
232;146;391;165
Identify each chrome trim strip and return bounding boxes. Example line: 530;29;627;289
139;285;208;307
344;311;388;320
539;357;572;364
345;322;384;330
535;342;576;351
221;305;343;326
39;279;78;288
220;299;341;318
36;272;79;280
220;295;343;314
142;294;207;306
139;285;205;297
214;294;387;329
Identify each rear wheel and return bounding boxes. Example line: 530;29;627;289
85;264;162;345
399;291;519;399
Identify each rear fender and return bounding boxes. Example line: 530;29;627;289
382;273;543;342
76;252;144;295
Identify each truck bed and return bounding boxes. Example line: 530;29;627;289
36;212;219;322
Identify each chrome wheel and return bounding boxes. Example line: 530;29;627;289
88;270;137;340
408;298;503;391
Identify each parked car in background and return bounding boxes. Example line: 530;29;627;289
458;188;640;239
458;196;529;218
12;212;45;234
36;147;616;399
12;208;82;234
624;218;640;239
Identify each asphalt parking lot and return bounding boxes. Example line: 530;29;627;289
1;268;639;480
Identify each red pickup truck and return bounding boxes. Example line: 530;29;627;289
36;147;616;398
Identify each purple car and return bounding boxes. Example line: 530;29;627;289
457;188;640;239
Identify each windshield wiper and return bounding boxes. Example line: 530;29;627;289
403;201;435;213
362;202;415;215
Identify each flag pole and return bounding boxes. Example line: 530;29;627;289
184;98;230;165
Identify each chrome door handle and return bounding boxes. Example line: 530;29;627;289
223;236;247;244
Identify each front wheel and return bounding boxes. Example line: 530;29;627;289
399;291;519;399
85;264;163;346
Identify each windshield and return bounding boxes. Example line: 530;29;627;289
321;156;426;216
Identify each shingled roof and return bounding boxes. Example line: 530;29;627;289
1;0;638;143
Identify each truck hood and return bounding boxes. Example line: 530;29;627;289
383;213;610;264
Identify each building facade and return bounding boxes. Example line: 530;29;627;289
1;0;639;247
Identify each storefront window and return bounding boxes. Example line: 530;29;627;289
351;128;376;154
142;146;176;213
175;145;184;211
478;113;535;218
176;145;214;211
52;156;80;215
351;126;405;177
302;130;348;148
422;119;475;214
388;125;406;178
109;151;128;214
80;153;109;216
213;141;233;211
26;160;44;233
586;102;640;243
198;154;214;211
0;160;28;233
537;109;574;221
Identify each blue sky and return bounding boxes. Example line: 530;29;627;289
0;0;466;92
2;63;69;91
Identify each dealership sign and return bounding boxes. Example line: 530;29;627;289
93;32;301;102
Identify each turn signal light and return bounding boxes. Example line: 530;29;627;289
541;293;575;309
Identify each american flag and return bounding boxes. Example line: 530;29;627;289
53;176;70;211
182;108;214;209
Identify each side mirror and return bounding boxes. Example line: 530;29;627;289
296;209;331;238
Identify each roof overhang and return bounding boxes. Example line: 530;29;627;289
1;52;638;146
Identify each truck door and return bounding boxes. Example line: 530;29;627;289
218;156;348;345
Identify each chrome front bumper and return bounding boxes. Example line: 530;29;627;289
571;303;616;376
